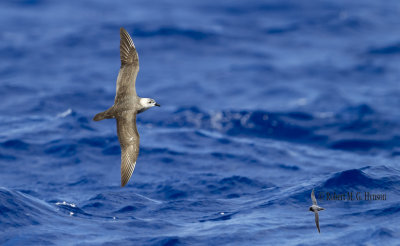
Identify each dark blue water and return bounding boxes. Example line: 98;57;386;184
1;0;400;245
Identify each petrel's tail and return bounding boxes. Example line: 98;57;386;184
93;107;114;121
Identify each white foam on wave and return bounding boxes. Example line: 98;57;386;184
55;201;76;208
57;108;72;118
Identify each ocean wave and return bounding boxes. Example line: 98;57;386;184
82;192;162;215
44;143;78;157
322;166;400;190
0;188;56;228
104;24;216;41
254;166;400;208
2;103;396;159
1;139;29;150
322;169;379;189
352;203;400;217
143;104;399;153
368;42;400;55
53;200;91;218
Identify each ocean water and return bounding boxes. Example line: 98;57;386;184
1;0;400;245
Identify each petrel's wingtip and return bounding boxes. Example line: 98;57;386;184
121;178;128;187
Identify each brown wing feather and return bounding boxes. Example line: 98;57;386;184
315;213;320;233
115;28;139;103
120;27;139;66
116;111;140;187
311;189;318;205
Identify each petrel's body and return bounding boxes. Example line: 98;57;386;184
309;189;325;233
93;28;160;187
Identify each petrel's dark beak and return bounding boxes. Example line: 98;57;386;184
155;103;161;107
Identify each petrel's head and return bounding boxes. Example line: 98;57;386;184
140;98;160;109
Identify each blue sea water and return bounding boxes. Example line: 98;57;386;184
1;0;400;245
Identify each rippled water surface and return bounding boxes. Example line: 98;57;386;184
1;0;400;245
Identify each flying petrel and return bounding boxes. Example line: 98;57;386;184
309;189;325;233
93;27;160;187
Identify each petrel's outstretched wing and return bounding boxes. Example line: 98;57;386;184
116;111;140;187
315;212;320;233
311;189;318;205
115;28;139;103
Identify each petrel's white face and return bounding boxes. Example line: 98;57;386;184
140;98;160;108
